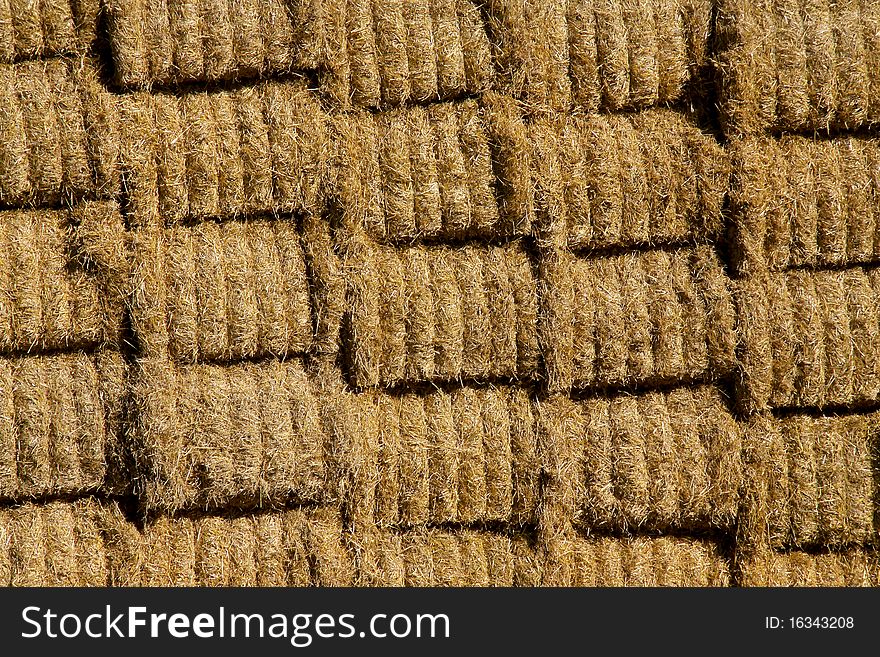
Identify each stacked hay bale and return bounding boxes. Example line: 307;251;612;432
719;0;880;585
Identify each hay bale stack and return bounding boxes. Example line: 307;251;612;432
117;80;327;227
331;96;532;243
348;384;540;527
137;506;352;586
0;206;124;354
0;57;118;206
543;527;731;586
531;109;728;251
350;526;540;586
735;267;880;412
482;0;712;115
739;548;879;587
730;136;880;276
346;240;540;387
739;413;876;551
716;0;880;135
538;385;741;533
541;246;736;391
104;0;303;88
0;0;98;61
129;220;316;362
129;358;338;512
319;0;492;108
0;499;138;586
0;351;126;499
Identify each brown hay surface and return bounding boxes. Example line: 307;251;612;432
350;526;539;586
0;57;117;206
531;109;728;251
538;384;741;533
117;79;327;227
739;412;876;551
482;0;712;115
735;267;880;413
716;0;880;135
0;350;125;500
331;96;532;243
0;205;123;354
136;506;352;586
541;246;736;391
346;239;540;387
739;548;879;587
543;529;731;587
129;357;342;513
0;0;98;62
129;219;317;362
730;135;880;276
0;498;137;586
348;384;539;528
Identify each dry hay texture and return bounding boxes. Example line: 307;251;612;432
1;0;879;589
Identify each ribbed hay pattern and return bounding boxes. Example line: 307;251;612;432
0;0;97;62
350;526;540;586
545;531;731;586
731;136;880;275
347;240;540;387
348;386;539;527
137;507;352;586
0;208;121;354
531;109;728;251
130;358;333;512
332;96;532;243
739;548;879;587
736;267;880;413
717;0;880;135
319;0;493;109
105;0;300;89
541;246;736;392
118;80;327;227
0;351;125;499
0;57;115;206
130;220;314;362
482;0;712;115
540;385;741;532
740;413;876;550
0;499;135;586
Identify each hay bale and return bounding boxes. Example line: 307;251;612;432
351;526;537;586
0;499;137;586
0;0;98;61
320;0;492;109
739;548;879;587
104;0;302;88
346;240;539;387
717;0;880;135
0;350;126;500
539;384;740;533
331;97;531;243
482;0;711;115
532;109;728;253
739;413;875;551
138;507;352;586
348;384;539;528
129;219;313;362
0;207;123;355
542;246;735;391
118;79;328;228
544;526;731;586
130;357;334;512
735;268;880;412
730;135;880;276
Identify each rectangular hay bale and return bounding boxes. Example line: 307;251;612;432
541;246;736;391
346;239;540;387
739;548;879;587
